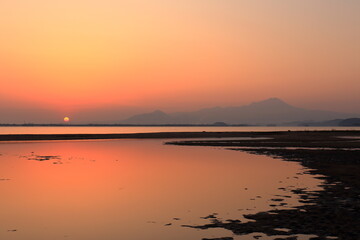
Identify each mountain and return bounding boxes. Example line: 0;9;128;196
121;110;173;124
288;118;360;127
339;118;360;126
283;119;344;127
120;98;357;125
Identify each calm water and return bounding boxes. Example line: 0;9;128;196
0;126;359;134
0;139;323;240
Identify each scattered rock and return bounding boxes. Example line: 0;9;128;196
271;199;284;202
274;237;297;240
202;214;218;219
27;155;61;161
202;237;233;240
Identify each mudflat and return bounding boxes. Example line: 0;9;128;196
167;131;360;240
0;130;360;142
1;130;360;239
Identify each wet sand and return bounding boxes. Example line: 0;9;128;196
167;131;360;240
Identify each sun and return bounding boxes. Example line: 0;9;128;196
63;117;70;122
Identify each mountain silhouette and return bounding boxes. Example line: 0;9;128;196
339;118;360;126
120;98;357;125
122;110;173;124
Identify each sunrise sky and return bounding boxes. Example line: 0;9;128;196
0;0;359;123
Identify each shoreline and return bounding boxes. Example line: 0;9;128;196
1;130;359;239
0;130;360;142
166;131;360;239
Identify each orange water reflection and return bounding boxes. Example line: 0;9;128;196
0;140;322;240
1;126;360;134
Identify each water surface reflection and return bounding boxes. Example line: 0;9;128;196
0;140;323;240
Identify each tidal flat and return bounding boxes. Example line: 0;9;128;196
168;131;360;240
0;131;359;240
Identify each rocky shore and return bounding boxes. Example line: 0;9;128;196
166;131;360;240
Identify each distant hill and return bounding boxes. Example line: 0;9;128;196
283;119;344;126
120;98;358;125
339;118;360;126
121;110;173;125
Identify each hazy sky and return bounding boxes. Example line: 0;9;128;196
0;0;359;122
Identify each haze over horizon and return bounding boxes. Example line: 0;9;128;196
1;1;359;123
1;97;359;124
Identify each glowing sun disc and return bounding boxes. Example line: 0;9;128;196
64;117;70;122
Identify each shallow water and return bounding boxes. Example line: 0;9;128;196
0;139;323;240
0;126;359;134
338;136;360;139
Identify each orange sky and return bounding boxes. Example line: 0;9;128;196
0;0;359;121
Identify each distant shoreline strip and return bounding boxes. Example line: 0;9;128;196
0;130;359;141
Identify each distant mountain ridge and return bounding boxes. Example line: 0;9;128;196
121;110;173;125
339;118;360;126
120;98;358;125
